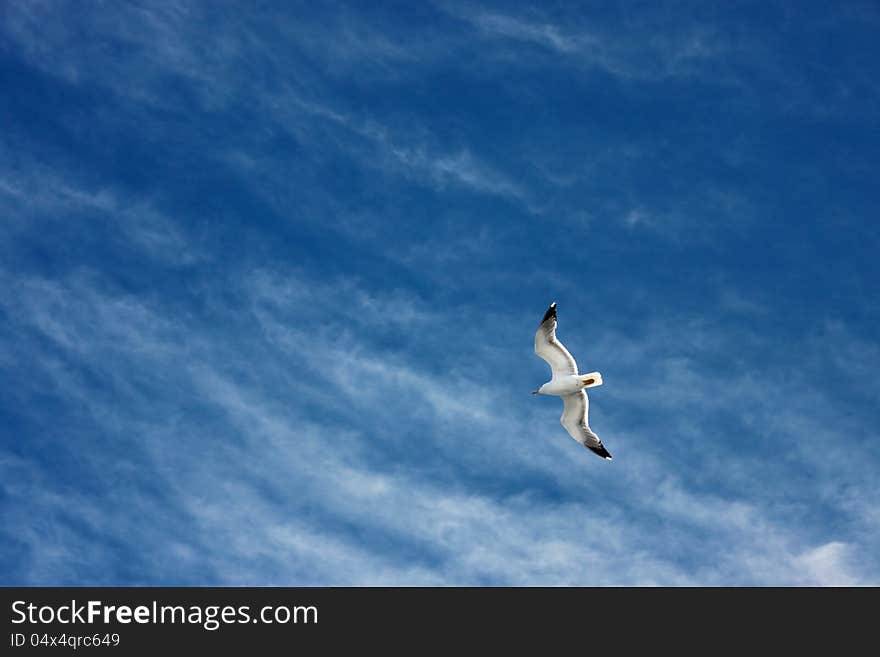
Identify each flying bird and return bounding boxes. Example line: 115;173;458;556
532;302;612;460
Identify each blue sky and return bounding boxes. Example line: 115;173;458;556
1;1;878;585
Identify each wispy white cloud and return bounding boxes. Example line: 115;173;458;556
2;1;877;587
442;5;726;81
0;155;201;266
3;261;877;585
0;0;768;239
439;2;880;125
280;95;529;203
795;542;860;586
467;11;582;54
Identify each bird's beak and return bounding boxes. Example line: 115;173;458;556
531;389;540;395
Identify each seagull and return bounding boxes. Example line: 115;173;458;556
532;302;612;460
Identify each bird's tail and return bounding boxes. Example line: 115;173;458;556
580;371;603;388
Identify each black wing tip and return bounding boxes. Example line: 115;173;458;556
586;443;613;460
541;301;557;324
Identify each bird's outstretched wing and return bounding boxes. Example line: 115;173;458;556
561;391;612;460
534;302;578;378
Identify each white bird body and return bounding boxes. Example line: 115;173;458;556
533;302;613;460
535;373;603;396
